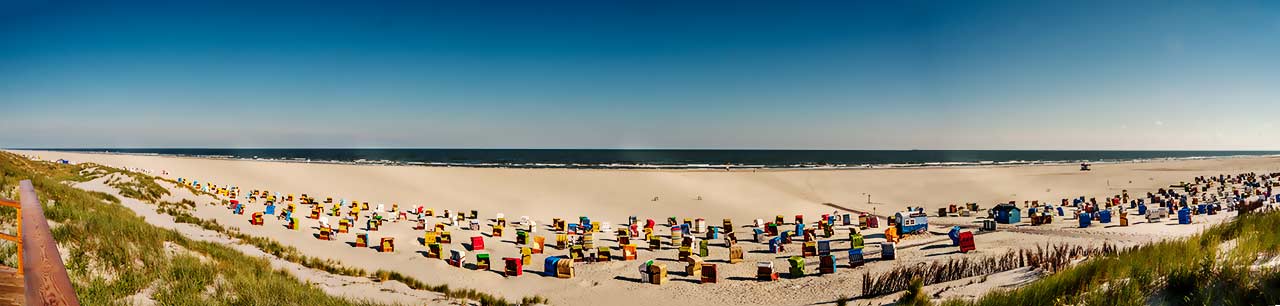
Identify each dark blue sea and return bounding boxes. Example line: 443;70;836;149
30;149;1280;169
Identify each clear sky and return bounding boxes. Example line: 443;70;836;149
2;1;1278;149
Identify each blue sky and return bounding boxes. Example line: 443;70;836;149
2;1;1279;149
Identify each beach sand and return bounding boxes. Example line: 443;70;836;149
11;149;1277;305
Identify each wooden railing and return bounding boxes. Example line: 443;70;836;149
9;180;80;305
0;199;19;276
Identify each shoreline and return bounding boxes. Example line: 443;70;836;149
12;148;1279;172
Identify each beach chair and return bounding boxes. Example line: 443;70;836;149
981;220;996;231
647;262;668;285
556;259;574;279
802;241;817;257
470;236;485;251
757;261;778;281
694;218;706;233
556;234;569;250
705;226;719;240
819;254;836;274
449;250;466;267
532;236;545;254
233;203;244;215
769;237;784;253
476;253;490;270
570;245;585;262
424;230;440;244
553;218;565;232
648;235;662;250
781;231;793;244
583;233;595;249
517;230;529;245
367;219;379;231
788;256;805;277
948;226;962;245
698;240;709;257
723;218;733;231
355;234;368;248
1178;207;1192;224
881;242;896;260
1119;212;1130;226
775;215;785;225
729;245;743;264
435;223;446;232
884;227;898;243
857;214;868;229
623;244;638;261
380;237;394;252
338;219;350;233
521;247;532;265
597;247;611;262
265;204;276;215
817;240;831;256
427;243;442;259
288;217;299;230
468;220;480;231
616;229;630;246
492;225;504;237
848;248;865;267
425;208;434;217
309;206;320;219
1079;213;1092;228
503;257;522;277
684;255;704;276
678;246;692;261
469;210;478;220
850;232;864;250
700;263;718;284
591;221;601;233
440;231;452;244
765;223;779;236
250;212;264;226
754;228;766;243
958;232;975;253
318;227;333;240
725;232;738;247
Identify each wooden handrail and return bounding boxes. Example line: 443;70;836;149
18;180;80;306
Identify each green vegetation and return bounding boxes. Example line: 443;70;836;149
1;152;547;305
0;152;384;305
941;210;1280;306
898;277;932;306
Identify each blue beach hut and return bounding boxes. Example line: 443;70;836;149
1178;207;1192;224
1137;204;1147;215
893;211;929;234
1078;213;1092;228
992;204;1021;224
1098;210;1112;223
544;257;561;276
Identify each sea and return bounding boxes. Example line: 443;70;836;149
30;149;1280;170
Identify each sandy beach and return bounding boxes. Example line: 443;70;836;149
11;149;1277;305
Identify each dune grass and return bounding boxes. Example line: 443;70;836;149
41;153;549;305
940;209;1280;306
0;152;387;305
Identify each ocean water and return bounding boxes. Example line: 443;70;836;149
33;149;1280;169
